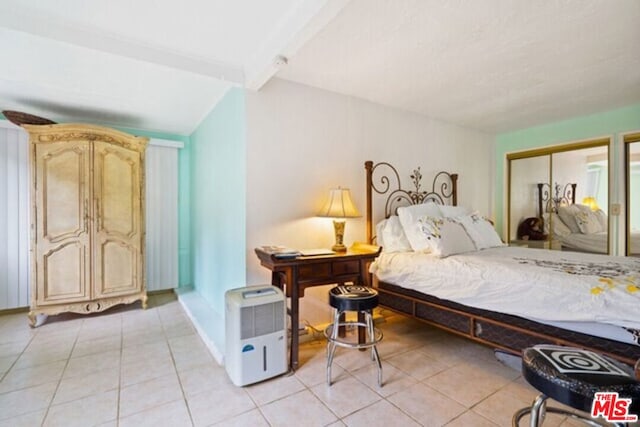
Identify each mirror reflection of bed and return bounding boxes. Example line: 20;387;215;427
508;141;610;254
536;181;623;255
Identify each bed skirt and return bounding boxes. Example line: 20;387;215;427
376;280;640;366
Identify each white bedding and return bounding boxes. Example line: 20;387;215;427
372;246;640;344
558;231;608;253
557;231;640;254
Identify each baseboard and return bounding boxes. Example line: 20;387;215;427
175;286;225;365
148;289;176;296
0;306;29;316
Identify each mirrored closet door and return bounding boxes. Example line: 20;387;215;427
509;154;550;245
508;139;610;254
626;134;640;256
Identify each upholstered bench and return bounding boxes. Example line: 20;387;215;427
513;345;640;427
324;285;383;386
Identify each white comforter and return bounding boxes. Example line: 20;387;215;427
372;246;640;330
557;231;640;254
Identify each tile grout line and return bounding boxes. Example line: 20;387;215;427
0;322;47;424
39;317;83;427
157;302;196;427
116;313;124;427
0;323;38;384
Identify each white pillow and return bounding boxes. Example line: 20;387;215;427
594;209;608;232
573;204;602;234
557;205;581;234
417;216;477;257
375;219;387;248
457;212;504;250
397;202;442;251
378;216;412;253
543;213;572;238
439;205;471;218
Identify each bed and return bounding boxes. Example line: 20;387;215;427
364;160;640;365
536;182;640;254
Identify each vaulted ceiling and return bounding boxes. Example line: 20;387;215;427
1;0;639;135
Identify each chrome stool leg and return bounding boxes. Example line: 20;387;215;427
512;394;547;427
365;310;383;387
326;309;341;386
529;394;547;427
326;308;341;356
366;310;375;361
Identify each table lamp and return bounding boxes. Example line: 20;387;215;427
582;196;599;211
317;187;361;252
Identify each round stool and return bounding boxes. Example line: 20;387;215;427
324;285;383;387
513;345;640;427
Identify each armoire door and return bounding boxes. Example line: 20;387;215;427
34;140;92;305
93;141;143;298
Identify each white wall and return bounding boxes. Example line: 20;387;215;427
0;121;29;309
509;155;549;240
145;140;183;291
552;150;590;202
245;78;494;325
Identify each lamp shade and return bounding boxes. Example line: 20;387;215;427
582;197;599;211
317;188;361;218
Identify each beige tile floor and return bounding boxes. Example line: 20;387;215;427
0;293;628;426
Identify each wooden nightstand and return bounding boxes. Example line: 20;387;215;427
510;239;562;250
255;242;381;370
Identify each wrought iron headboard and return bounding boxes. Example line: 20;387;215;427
537;182;577;216
365;161;458;244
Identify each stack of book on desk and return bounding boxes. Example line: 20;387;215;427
260;246;337;258
260;246;302;259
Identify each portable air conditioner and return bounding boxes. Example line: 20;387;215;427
225;285;287;386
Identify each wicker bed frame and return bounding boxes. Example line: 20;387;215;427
364;160;640;365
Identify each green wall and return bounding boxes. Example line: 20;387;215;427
188;88;246;314
495;103;640;243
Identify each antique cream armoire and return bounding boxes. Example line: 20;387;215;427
24;124;148;326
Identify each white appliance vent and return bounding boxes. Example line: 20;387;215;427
241;301;285;339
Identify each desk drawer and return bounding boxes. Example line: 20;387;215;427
298;263;331;280
332;261;360;275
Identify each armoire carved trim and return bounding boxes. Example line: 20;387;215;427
24;124;148;326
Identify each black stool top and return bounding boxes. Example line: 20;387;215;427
329;285;379;312
522;345;640;414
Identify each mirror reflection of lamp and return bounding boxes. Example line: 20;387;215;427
317;187;361;252
582;196;599;211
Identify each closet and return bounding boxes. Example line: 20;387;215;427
25;124;148;325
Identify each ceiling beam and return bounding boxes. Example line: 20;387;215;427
244;0;351;91
0;7;244;85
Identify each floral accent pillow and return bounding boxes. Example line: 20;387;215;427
557;205;581;234
398;202;442;251
457;212;505;250
574;204;603;234
418;216;477;257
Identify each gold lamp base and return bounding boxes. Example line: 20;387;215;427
331;219;347;252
